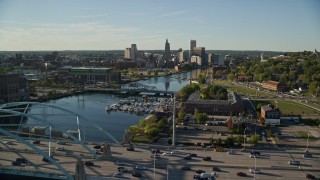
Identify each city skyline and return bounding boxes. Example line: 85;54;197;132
0;0;319;51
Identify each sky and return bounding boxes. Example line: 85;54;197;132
0;0;319;51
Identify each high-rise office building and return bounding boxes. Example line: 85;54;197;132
124;48;131;59
178;48;184;63
164;39;171;60
131;44;137;60
193;47;206;66
190;40;196;58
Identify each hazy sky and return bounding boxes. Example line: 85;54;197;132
0;0;319;51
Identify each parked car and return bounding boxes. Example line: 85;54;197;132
132;171;142;177
113;172;123;178
85;161;94;166
203;156;211;161
181;166;191;170
135;165;147;170
249;168;261;174
237;172;247;177
288;160;300;165
117;166;129;172
16;158;28;164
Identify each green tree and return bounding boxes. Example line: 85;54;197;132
156;119;166;129
154;70;158;76
145;127;160;139
225;136;235;147
249;135;262;146
178;109;186;124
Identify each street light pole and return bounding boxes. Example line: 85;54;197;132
306;128;310;152
154;153;156;179
254;157;256;180
171;94;176;147
243;128;246;149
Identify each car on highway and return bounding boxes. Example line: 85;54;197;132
212;166;221;172
16;158;28;164
306;173;315;179
135;165;147;170
127;147;134;151
188;153;197;157
249;168;261;174
250;154;258;158
12;161;21;166
250;151;260;156
85;161;94;166
184;155;192;160
33;140;40;144
227;150;235;154
288;160;300;165
151;149;160;153
195;170;206;174
93;145;101;149
181;166;191;170
162;152;172;156
117;166;129;172
237;172;247;177
113;172;123;178
170;150;179;154
56;147;64;151
203;156;211;161
303;153;312;158
57;140;67;145
151;153;161;159
115;160;126;166
132;171;142;177
155;164;165;169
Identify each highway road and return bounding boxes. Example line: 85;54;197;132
1;137;319;180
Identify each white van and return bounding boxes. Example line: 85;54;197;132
200;172;216;179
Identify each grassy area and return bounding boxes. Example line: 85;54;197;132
297;131;316;140
131;135;151;144
212;80;272;98
277;100;319;115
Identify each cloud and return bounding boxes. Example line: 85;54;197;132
75;13;109;18
158;11;187;18
0;21;140;50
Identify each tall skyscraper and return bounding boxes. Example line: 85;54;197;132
190;40;196;58
164;39;171;60
124;48;131;59
131;44;137;60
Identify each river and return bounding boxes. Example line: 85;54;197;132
27;71;197;142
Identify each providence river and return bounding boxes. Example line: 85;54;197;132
27;71;197;142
